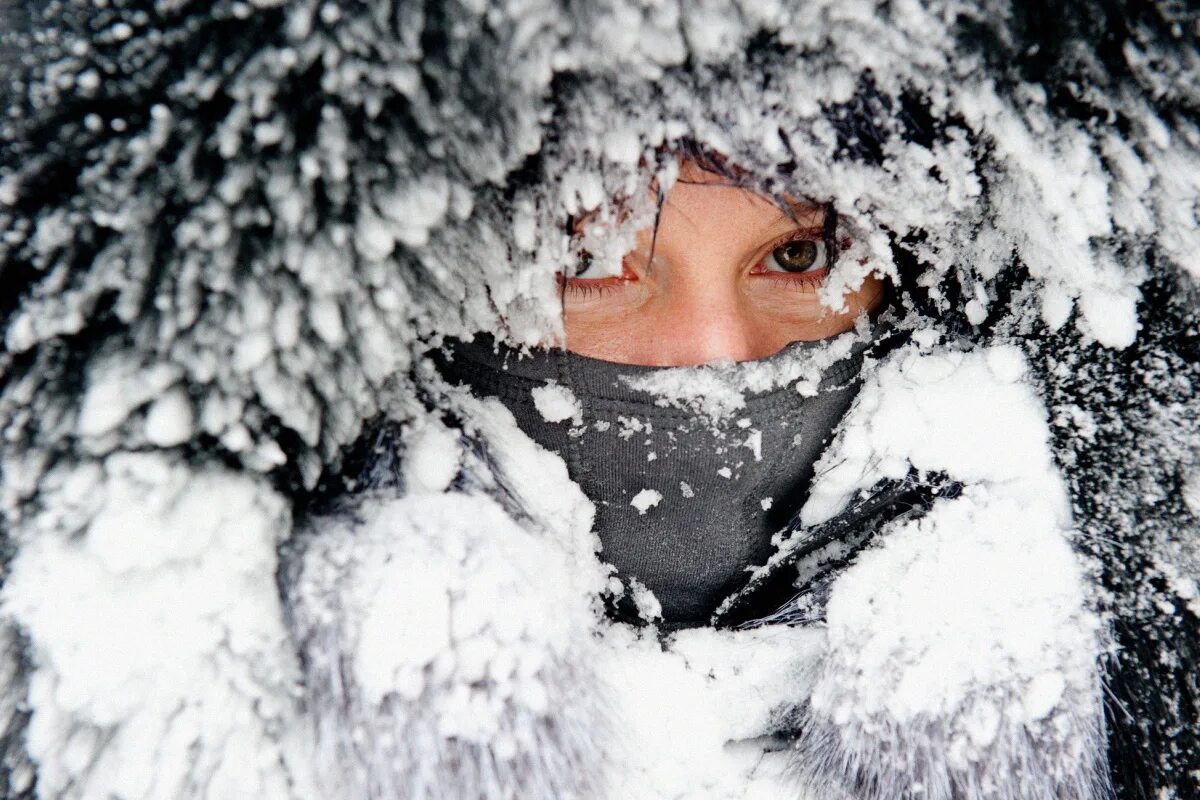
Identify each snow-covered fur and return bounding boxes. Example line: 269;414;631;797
285;494;605;800
280;406;613;800
781;345;1113;800
1;1;1197;799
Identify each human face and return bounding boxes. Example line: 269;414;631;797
560;161;886;366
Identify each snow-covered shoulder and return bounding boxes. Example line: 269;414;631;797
283;397;613;799
802;341;1070;526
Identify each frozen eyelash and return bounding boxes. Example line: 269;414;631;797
561;280;624;299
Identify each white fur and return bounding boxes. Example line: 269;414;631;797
785;345;1111;800
284;491;608;800
788;490;1110;800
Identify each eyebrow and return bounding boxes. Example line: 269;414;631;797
767;200;824;227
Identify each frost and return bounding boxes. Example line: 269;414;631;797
815;487;1096;724
627;577;663;622
1184;468;1200;518
290;490;604;798
803;345;1065;527
402;423;462;495
376;174;451;247
1;456;298;799
143;386;195;447
597;624;824;797
618;329;862;420
1023;672;1067;722
603;128;643;165
355;209;397;261
78;357;185;439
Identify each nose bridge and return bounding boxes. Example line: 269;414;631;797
650;255;757;366
627;177;774;366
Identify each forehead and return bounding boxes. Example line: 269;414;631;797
657;161;822;243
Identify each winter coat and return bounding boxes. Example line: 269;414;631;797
275;334;1111;800
0;1;1196;799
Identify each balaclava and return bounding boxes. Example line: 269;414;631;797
435;326;879;626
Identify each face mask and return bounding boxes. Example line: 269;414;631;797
433;331;874;627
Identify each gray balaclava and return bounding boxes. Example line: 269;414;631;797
436;328;876;625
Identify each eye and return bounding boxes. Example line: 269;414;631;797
762;239;827;273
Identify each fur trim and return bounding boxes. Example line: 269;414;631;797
0;0;1196;796
0;456;301;800
785;490;1111;800
283;491;607;800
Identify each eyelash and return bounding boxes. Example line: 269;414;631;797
558;268;633;298
561;279;624;298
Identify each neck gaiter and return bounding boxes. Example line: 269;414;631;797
434;331;873;626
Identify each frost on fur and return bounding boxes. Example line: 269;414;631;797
782;345;1111;800
785;489;1110;800
0;0;1196;797
283;492;606;800
0;455;300;800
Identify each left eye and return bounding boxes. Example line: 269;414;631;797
763;239;826;273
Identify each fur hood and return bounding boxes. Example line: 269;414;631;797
0;1;1197;798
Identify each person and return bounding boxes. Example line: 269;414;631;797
429;151;896;629
1;2;1196;800
294;137;1106;800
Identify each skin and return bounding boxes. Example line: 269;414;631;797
561;160;886;366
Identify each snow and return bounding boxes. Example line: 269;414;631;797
77;357;185;439
291;489;605;799
630;488;662;514
802;344;1066;527
1078;286;1142;348
627;578;663;622
1;455;299;800
603;128;643;165
143;386;195;447
618;328;862;420
598;623;826;799
813;486;1097;733
375;174;452;248
402;422;463;495
782;340;1108;798
530;382;582;424
1184;469;1200;518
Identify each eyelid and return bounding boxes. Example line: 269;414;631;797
559;258;641;306
763;226;826;251
561;280;625;299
